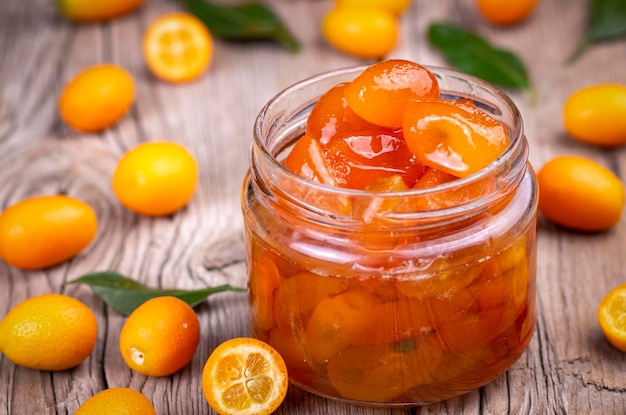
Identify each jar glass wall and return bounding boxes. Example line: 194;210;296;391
241;65;538;406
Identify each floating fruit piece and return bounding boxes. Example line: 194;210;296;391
284;134;337;185
306;83;380;145
412;167;458;189
323;129;426;189
345;59;440;129
249;256;281;331
305;288;380;362
273;271;347;329
403;98;509;177
327;340;442;402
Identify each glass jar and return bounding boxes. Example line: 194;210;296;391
241;65;538;406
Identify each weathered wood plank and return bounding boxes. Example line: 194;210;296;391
1;0;626;413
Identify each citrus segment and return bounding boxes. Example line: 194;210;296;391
143;12;213;83
0;293;97;371
598;283;626;352
202;337;288;415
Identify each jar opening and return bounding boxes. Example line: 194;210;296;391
251;65;528;228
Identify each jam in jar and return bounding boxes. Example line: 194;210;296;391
241;60;537;406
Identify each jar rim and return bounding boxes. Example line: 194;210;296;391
251;63;528;222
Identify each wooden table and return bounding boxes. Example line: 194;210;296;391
1;0;626;413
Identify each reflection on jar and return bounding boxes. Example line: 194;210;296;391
241;65;538;407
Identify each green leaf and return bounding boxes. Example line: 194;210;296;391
567;0;626;64
67;271;247;316
179;0;300;52
427;22;532;92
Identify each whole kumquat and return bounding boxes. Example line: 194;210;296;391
536;155;625;232
119;296;200;377
476;0;539;26
0;195;98;270
59;64;134;133
75;388;156;415
0;293;97;371
563;83;626;148
598;283;626;352
322;6;398;59
57;0;145;22
143;12;213;83
202;337;288;415
112;140;199;216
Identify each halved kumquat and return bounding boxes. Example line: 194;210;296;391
598;283;626;352
202;337;288;415
143;12;213;83
402;98;509;177
344;59;440;129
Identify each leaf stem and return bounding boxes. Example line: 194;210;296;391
565;36;591;65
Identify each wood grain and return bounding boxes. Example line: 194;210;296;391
1;0;626;413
